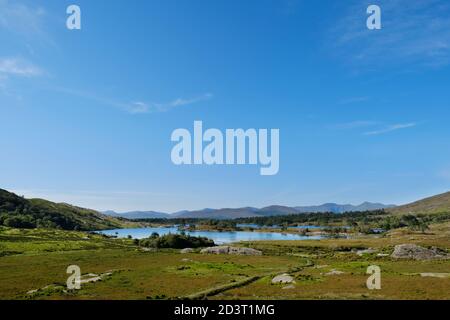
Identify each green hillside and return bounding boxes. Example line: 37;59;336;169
0;188;126;231
388;191;450;215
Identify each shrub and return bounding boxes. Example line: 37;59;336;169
139;233;214;249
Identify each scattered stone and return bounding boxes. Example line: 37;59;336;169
229;247;262;255
26;284;66;296
391;244;449;260
282;285;296;290
181;258;192;262
377;253;389;257
325;269;345;276
200;246;262;256
201;246;229;255
180;248;194;254
420;273;450;278
272;274;295;284
80;274;102;284
26;270;118;296
356;248;377;256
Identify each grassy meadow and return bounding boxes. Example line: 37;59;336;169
0;223;449;300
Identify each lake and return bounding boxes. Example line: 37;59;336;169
236;224;324;230
100;226;323;244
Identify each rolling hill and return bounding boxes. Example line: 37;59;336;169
106;202;395;220
388;191;450;215
0;189;125;231
295;202;396;213
104;210;171;219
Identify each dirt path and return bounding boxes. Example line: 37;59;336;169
181;260;315;300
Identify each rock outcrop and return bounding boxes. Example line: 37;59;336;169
180;248;194;254
391;244;448;260
325;269;345;276
420;273;450;278
200;246;262;256
356;248;377;256
271;274;295;284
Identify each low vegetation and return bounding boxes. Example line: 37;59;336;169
0;189;449;300
139;233;215;249
0;222;448;300
0;189;132;231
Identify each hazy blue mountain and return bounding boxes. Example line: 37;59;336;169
295;202;395;213
258;205;299;216
173;207;260;219
171;210;191;217
104;210;170;219
168;202;395;219
104;202;395;220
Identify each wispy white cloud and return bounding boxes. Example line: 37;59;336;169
125;93;214;114
170;94;214;108
364;122;416;135
333;120;417;135
334;120;380;129
330;0;450;69
0;57;42;77
127;102;150;114
53;86;213;115
0;57;43;97
0;0;47;37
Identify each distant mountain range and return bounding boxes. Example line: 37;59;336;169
103;210;171;219
104;202;396;220
2;186;449;230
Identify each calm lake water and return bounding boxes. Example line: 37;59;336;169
236;224;324;230
100;226;323;244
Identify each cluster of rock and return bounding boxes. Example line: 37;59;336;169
391;244;449;260
355;248;377;256
200;246;262;256
420;273;450;278
26;270;116;296
271;274;295;284
324;269;345;276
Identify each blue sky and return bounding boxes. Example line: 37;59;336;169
1;0;450;212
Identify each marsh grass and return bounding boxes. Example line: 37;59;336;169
0;224;448;300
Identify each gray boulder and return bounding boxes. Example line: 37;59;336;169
325;269;345;276
200;246;262;256
356;248;377;256
272;274;295;284
201;246;230;255
180;248;194;254
391;244;448;260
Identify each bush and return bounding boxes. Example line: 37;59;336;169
139;233;214;249
3;215;35;228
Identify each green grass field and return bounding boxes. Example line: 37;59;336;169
0;224;449;300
